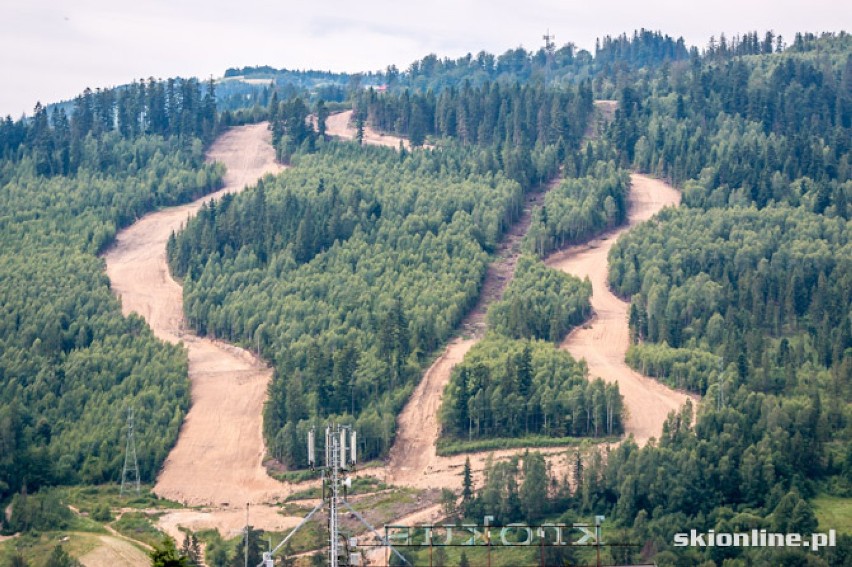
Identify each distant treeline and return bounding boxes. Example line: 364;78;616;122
1;77;218;177
356;80;593;149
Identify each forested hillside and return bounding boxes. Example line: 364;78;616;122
611;207;849;394
524;156;630;256
355;80;593;151
166;67;615;469
1;26;850;567
560;32;852;565
169;142;524;466
395;31;851;567
0;80;221;507
487;255;592;343
614;33;851;210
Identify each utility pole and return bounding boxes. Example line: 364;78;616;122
120;408;140;496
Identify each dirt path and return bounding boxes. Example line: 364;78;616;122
383;168;562;489
157;506;302;542
325;110;414;149
546;174;694;445
585;100;618;140
103;124;288;529
461;176;557;337
384;339;476;486
79;535;150;567
67;504;154;557
102;118;414;538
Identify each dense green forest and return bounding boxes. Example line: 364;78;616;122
487;255;591;343
267;93;321;163
405;30;852;566
613;34;851;210
440;336;623;441
355;80;594;150
168;142;528;467
0;79;221;512
611;207;850;394
352;79;593;190
538;32;852;565
524;156;630;256
2;26;851;567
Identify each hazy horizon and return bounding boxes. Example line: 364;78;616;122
3;0;850;118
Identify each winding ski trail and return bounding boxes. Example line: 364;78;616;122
103;123;296;537
546;174;694;446
101;110;692;544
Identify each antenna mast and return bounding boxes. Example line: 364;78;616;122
261;423;405;566
543;29;556;85
120;408;141;496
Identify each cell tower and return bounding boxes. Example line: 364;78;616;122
120;408;141;496
543;29;556;54
259;424;407;566
543;29;556;85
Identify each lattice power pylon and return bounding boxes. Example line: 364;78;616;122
121;408;141;496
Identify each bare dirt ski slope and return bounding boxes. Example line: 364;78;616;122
546;174;694;445
325;110;414;149
380;173;692;491
103;123;287;508
101;114;691;544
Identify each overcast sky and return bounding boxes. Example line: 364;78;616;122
1;0;849;117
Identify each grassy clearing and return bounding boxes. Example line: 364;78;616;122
267;522;326;556
0;531;102;565
285;475;388;502
345;487;441;536
273;469;322;483
813;495;852;534
61;483;183;515
112;511;166;548
436;435;617;457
